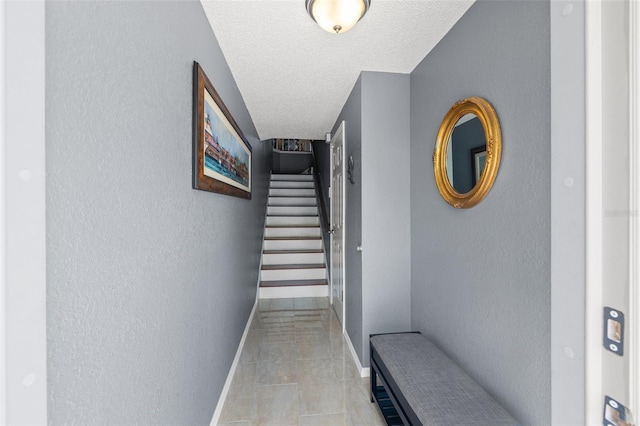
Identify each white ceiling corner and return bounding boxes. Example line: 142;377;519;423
200;0;475;140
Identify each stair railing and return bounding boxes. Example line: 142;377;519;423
310;143;330;234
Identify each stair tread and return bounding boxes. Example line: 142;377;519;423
264;236;322;241
267;213;318;217
268;205;317;207
263;249;324;254
260;279;328;288
266;225;320;229
262;263;326;270
269;195;316;198
270;182;314;184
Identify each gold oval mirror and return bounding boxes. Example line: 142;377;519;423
433;97;502;208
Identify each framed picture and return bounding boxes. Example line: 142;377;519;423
193;61;252;199
471;145;487;186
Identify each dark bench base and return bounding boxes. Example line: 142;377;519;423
372;385;403;425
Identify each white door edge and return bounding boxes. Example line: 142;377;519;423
0;0;7;421
585;0;604;422
629;0;640;415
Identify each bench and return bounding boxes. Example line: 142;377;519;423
370;332;519;426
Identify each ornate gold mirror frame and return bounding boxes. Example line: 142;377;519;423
433;96;502;208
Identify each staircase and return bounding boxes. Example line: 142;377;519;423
259;173;329;299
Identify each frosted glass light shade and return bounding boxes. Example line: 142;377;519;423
305;0;371;34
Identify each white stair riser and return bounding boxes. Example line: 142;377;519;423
268;206;317;216
259;285;328;299
266;216;319;226
263;239;323;251
269;197;317;207
271;174;313;181
265;227;321;238
261;268;326;281
270;181;314;189
269;188;315;197
262;252;325;265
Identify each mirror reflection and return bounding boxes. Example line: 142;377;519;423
446;113;487;194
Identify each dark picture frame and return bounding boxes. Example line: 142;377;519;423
470;145;487;187
193;61;252;199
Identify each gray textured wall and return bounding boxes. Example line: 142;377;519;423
409;1;551;424
360;72;411;367
324;72;412;366
272;151;313;174
46;2;270;424
330;77;364;360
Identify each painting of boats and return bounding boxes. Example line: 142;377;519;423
193;61;252;199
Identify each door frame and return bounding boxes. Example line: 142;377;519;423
585;0;604;421
329;121;346;331
630;0;639;414
1;1;7;419
586;0;640;420
1;2;48;423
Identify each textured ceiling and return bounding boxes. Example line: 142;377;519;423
201;0;474;140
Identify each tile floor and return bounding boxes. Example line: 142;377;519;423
218;297;386;426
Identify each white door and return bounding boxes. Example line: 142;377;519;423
330;122;346;329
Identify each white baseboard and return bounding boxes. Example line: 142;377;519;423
210;300;257;426
344;329;370;378
259;285;328;299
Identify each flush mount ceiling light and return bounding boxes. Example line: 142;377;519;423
305;0;371;34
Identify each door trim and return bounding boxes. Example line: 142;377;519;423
2;2;48;423
0;0;7;420
629;0;639;414
586;0;640;420
585;0;604;421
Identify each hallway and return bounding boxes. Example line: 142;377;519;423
218;298;385;425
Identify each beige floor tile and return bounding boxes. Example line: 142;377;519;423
219;298;383;426
299;412;347;426
298;380;345;416
315;297;329;309
328;336;348;360
264;328;296;343
256;359;298;385
232;362;257;384
297;358;357;384
335;357;361;381
219;393;255;423
261;298;295;311
295;328;330;342
228;364;258;398
240;329;266;364
259;308;296;319
260;341;297;362
256;384;299;425
293;297;319;309
344;379;385;426
295;338;332;360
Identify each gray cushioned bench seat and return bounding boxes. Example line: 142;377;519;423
370;333;518;426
